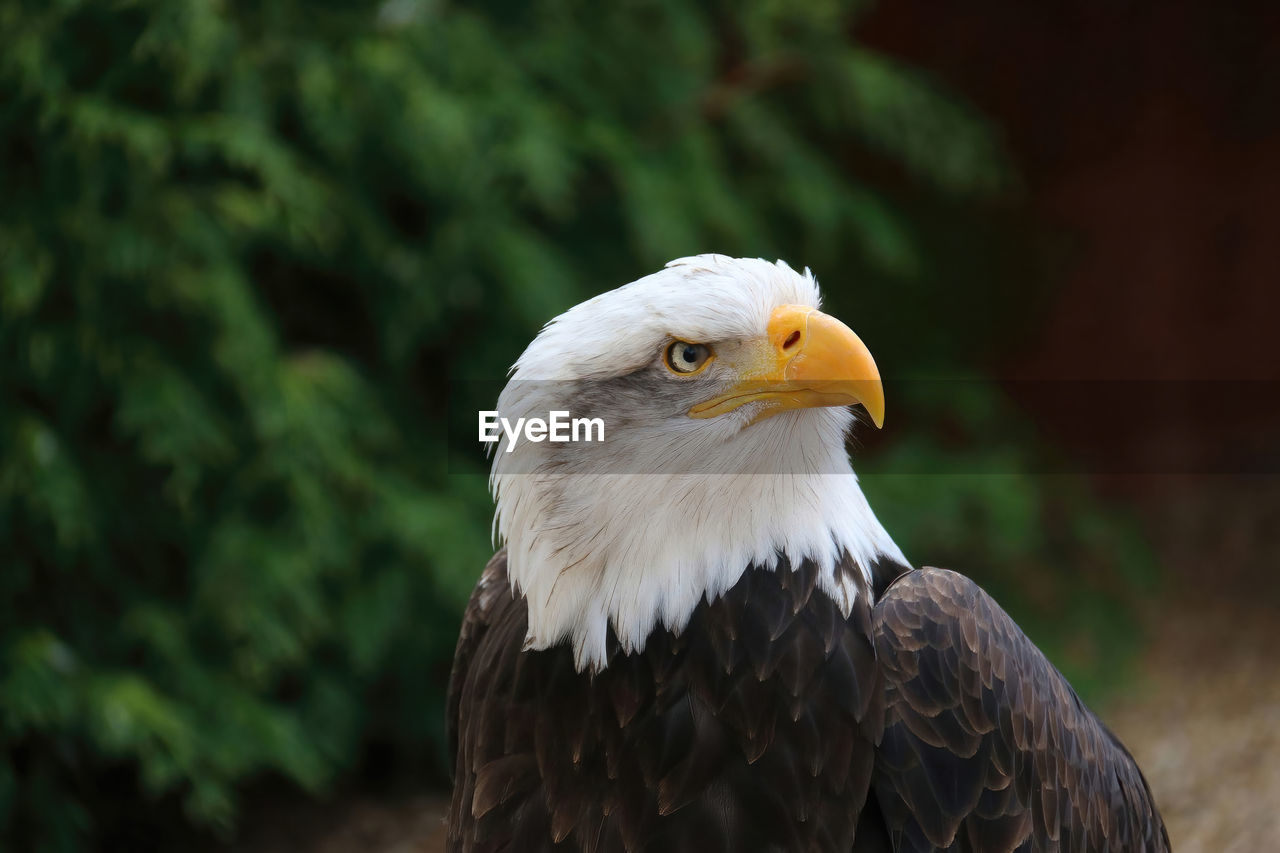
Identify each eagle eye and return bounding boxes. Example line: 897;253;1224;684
664;340;713;375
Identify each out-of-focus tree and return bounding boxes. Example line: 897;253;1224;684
0;0;1152;848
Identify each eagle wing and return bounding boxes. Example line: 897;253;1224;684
870;567;1170;852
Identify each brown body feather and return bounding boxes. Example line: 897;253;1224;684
446;555;1169;852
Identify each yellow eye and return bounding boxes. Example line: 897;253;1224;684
665;340;713;375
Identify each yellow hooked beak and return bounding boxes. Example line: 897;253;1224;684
687;305;885;428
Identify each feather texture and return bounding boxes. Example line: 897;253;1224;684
871;568;1170;852
449;557;1170;851
447;550;883;852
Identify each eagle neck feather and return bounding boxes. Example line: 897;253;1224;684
494;411;907;672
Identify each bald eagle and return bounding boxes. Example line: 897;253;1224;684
446;256;1169;852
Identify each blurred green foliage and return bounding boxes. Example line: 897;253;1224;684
0;0;1154;848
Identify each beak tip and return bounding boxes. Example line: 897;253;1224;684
863;391;885;429
861;387;885;430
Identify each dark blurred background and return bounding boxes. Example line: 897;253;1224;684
2;1;1277;851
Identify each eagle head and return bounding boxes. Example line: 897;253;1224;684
491;254;906;670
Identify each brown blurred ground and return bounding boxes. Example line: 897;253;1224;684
1104;477;1280;852
1108;603;1280;853
230;794;447;853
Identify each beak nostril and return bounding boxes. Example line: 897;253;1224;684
781;330;802;351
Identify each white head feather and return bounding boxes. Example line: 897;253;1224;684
491;254;907;671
